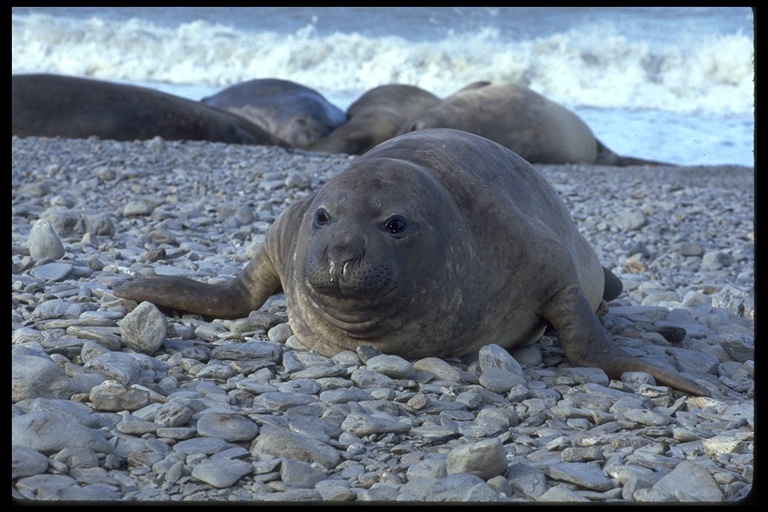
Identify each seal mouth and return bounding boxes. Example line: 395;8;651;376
304;282;409;338
307;260;398;301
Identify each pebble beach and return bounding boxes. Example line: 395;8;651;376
11;135;754;502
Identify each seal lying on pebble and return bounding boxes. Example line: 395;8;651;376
308;83;441;155
398;81;672;166
11;73;284;146
115;128;706;396
201;78;346;150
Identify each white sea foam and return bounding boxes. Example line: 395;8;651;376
11;10;755;166
11;12;754;115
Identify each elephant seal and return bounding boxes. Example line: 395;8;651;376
201;78;346;149
11;74;284;146
114;128;706;396
308;84;440;155
398;82;672;166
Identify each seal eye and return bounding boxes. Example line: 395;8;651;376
313;209;330;228
384;216;407;235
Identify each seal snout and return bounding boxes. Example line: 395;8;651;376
326;235;364;284
306;230;396;300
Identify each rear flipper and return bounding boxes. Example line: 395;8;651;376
569;334;709;396
540;284;709;396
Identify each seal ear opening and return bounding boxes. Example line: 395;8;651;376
602;266;623;302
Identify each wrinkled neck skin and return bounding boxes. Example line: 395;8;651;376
288;235;478;359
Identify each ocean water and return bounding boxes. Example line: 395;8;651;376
12;7;755;167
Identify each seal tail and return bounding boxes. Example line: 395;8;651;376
595;139;677;167
602;266;623;302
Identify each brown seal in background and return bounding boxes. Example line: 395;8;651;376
308;83;440;155
398;81;672;165
201;78;346;149
12;73;284;146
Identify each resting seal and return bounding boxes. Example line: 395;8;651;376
115;128;706;396
201;78;346;149
398;81;671;166
11;74;284;146
308;84;440;155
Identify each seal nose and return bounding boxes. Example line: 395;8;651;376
327;234;363;283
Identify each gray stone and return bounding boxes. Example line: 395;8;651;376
211;341;283;361
537;484;591;502
412;357;463;381
719;334;754;363
250;425;341;469
41;208;116;236
279;458;327;487
267;322;293;343
15;473;121;500
701;251;734;270
29;262;74;281
557;366;610;386
88;380;150;411
190;457;253;488
122;200;154;217
399;473;498;501
712;285;753;318
119;301;168;354
12;446;50;478
314;479;356;501
28;219;65;260
445;437;508;479
479;366;527;393
350;367;398;389
341;412;412;437
622;408;672;427
196;411;260;442
366;353;416;379
12;353;79;401
172;437;234;456
478;343;524;374
35;298;83;318
12;411;113;455
253;391;318;411
257;489;324;501
677;241;704;257
544;462;614;491
615;209;647;230
406;454;448;480
633;460;724;502
84;351;143;385
53;446;101;469
154;400;194;427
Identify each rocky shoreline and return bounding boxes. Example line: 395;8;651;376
12;136;754;502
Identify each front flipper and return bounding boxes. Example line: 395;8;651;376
114;247;281;320
539;284;709;396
